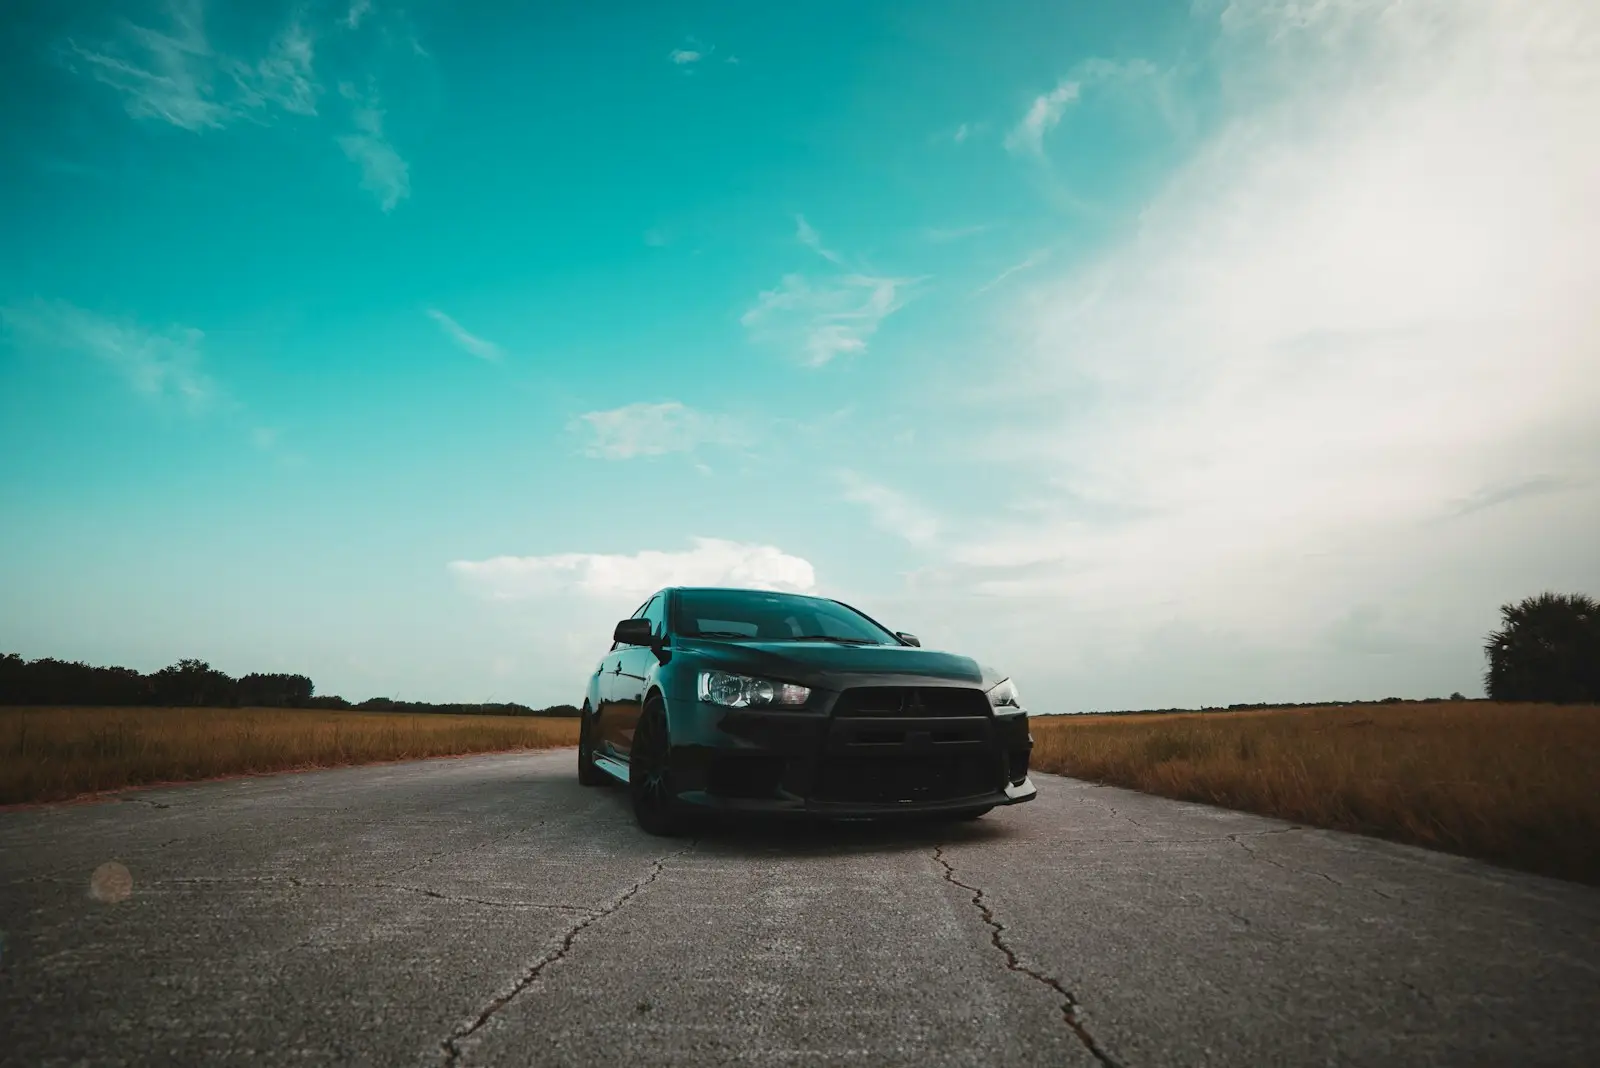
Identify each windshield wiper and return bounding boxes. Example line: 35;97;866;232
787;635;886;646
688;630;756;640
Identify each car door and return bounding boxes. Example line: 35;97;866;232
595;597;648;756
614;592;667;760
590;643;622;757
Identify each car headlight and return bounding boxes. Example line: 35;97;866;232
987;677;1023;711
696;671;811;709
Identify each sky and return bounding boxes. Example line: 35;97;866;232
2;0;1596;711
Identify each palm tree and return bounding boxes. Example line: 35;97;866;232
1483;592;1600;702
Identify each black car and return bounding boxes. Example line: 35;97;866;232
578;586;1036;835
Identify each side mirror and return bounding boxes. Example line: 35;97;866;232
613;619;655;646
896;632;921;647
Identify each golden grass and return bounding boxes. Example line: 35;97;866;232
1029;701;1600;884
0;706;580;806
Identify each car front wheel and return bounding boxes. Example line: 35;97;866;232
629;695;685;836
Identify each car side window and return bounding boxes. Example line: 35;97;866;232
643;594;668;639
611;596;653;651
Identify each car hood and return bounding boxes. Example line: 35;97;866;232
673;638;994;689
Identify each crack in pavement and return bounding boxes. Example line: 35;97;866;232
1105;806;1148;831
934;845;1122;1068
384;820;545;881
234;874;588;912
439;844;695;1066
143;873;587;915
1227;834;1399;901
379;883;587;912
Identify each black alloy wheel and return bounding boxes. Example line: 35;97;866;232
630;696;685;836
578;704;607;786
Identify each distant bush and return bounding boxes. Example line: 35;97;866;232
1484;592;1600;703
354;697;580;718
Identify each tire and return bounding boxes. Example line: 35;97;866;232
629;696;686;836
578;705;607;786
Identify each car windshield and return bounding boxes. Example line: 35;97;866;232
674;589;900;644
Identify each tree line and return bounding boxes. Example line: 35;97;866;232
0;654;579;717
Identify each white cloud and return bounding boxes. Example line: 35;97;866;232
936;121;985;145
742;271;919;367
573;401;742;459
228;20;318;116
839;472;940;545
940;0;1600;703
345;0;373;31
1004;58;1167;157
338;81;409;211
795;215;844;264
68;2;319;131
975;248;1050;293
449;538;817;600
1005;81;1080;156
1;299;216;410
669;49;702;65
426;308;502;360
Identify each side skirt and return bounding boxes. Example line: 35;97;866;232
594;754;630;784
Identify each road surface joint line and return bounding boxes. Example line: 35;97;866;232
439;841;698;1066
934;844;1124;1068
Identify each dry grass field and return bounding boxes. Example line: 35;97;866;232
1029;701;1600;884
1;706;580;806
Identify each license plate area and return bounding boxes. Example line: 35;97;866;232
817;716;998;803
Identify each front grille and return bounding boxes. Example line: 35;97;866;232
833;686;990;718
816;753;998;804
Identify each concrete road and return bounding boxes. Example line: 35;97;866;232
2;750;1597;1067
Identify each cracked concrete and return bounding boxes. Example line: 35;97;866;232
2;748;1597;1067
1228;832;1401;901
440;847;692;1066
934;846;1121;1067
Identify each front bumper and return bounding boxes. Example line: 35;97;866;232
665;695;1037;818
673;777;1037;819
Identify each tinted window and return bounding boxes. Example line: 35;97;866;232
642;594;667;639
674;589;898;643
612;596;653;651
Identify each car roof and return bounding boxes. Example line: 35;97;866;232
670;586;829;597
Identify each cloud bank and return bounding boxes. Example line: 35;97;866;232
449;538;817;600
927;0;1600;705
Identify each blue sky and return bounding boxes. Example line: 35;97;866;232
3;0;1597;710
